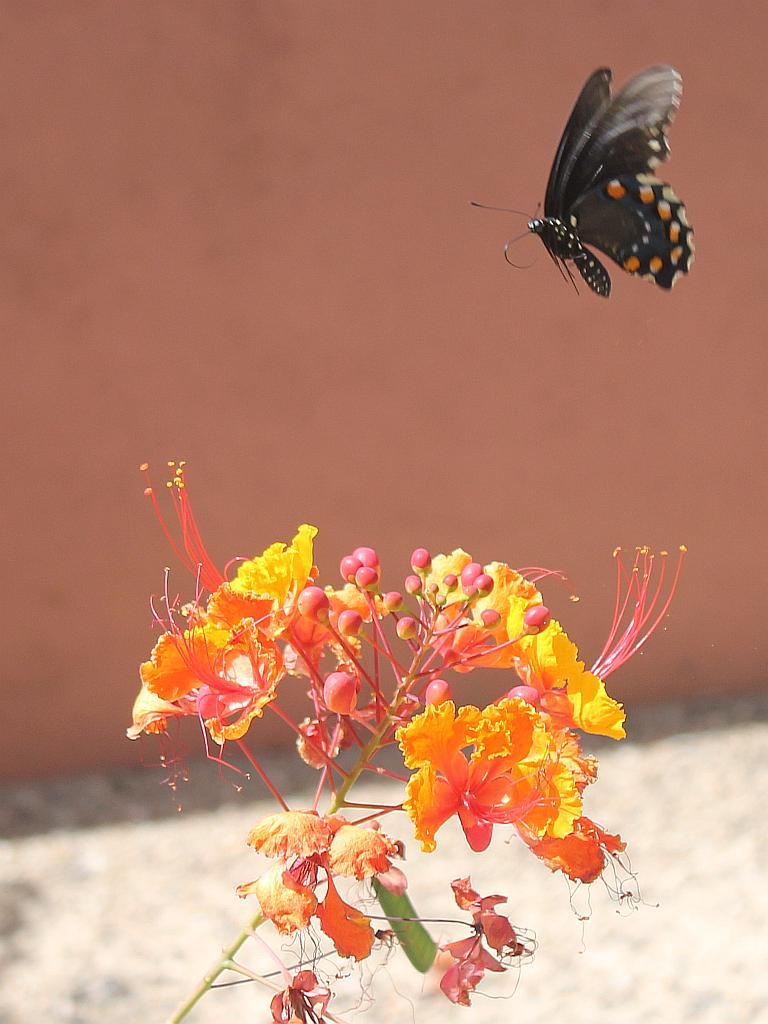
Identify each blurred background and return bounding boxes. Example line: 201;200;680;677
3;1;765;780
2;3;767;1022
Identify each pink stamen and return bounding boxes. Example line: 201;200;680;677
592;546;686;679
236;740;290;810
141;462;224;592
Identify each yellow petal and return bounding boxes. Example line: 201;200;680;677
231;525;318;604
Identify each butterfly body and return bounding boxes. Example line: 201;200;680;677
528;215;611;296
531;65;694;296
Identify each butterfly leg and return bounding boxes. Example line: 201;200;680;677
545;247;580;294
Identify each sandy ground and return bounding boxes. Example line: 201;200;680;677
2;692;767;1024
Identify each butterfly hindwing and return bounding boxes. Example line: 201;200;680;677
573;174;694;288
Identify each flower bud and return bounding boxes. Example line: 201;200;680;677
297;586;330;623
425;678;452;705
355;565;380;590
523;604;551;634
460;562;483;592
336;608;363;636
410;547;431;571
353;546;380;569
404;574;422;596
340;554;362;582
323;671;358;715
375;865;408;895
396;616;418;640
443;573;458;592
480;608;501;628
505;685;540;707
474;572;493;596
383;590;403;612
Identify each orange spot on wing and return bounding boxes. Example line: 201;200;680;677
606;180;626;199
670;246;684;265
638;186;655;203
657;200;672;220
649;256;663;273
669;221;681;243
623;255;641;272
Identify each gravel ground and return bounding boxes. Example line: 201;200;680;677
1;693;767;1024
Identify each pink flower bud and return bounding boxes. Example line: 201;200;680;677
410;547;431;571
404;574;422;595
337;608;363;636
323;671;358;715
355;565;379;590
523;604;551;634
383;590;403;612
297;586;330;622
480;608;501;628
396;616;418;640
474;572;493;595
460;562;483;591
353;546;380;569
443;573;458;592
505;685;540;707
425;678;452;705
375;865;408;895
340;554;362;582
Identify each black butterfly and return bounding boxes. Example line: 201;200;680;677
528;65;694;297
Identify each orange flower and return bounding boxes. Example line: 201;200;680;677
520;817;626;883
237;864;317;933
135;620;283;743
239;812;400;961
398;699;582;853
327;824;398;879
246;811;334;860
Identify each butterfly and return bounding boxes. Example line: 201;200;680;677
528;65;694;297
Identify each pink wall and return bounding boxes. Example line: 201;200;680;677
2;2;765;778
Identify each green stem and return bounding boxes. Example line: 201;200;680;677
166;911;264;1023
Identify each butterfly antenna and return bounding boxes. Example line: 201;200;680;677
470;200;532;218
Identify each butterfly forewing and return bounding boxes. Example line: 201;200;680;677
561;65;682;212
544;68;611;219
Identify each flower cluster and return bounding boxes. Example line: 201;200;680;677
130;463;684;1020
